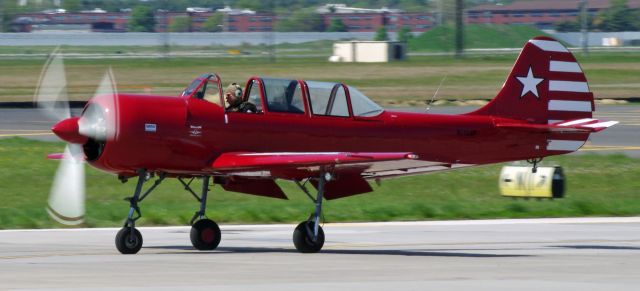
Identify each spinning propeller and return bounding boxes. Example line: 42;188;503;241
34;49;118;225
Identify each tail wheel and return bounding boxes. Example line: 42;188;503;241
190;219;221;250
293;221;325;253
115;227;143;254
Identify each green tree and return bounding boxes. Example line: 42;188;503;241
1;1;16;32
555;20;581;32
236;0;267;12
397;26;413;42
374;26;389;41
62;0;82;13
202;12;223;32
398;0;431;12
169;15;191;32
327;18;347;32
634;10;640;31
128;6;156;32
599;0;639;31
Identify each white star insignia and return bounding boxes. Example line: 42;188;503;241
516;66;544;99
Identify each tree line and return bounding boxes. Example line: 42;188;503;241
556;0;640;32
3;0;433;14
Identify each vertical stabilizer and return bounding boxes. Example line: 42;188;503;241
470;36;594;125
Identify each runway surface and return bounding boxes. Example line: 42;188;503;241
1;105;638;156
0;218;639;290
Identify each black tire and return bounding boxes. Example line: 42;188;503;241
115;227;143;254
293;221;325;253
190;219;221;250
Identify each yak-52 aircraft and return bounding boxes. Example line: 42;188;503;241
37;36;616;254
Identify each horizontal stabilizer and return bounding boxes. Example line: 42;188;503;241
551;118;619;132
497;118;618;133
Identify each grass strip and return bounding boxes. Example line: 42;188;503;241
0;137;638;229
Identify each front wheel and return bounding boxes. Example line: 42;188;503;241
190;219;221;250
293;221;324;253
115;227;143;254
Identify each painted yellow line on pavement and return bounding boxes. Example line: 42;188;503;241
0;133;53;137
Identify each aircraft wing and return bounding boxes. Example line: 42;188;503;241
210;151;473;179
210;152;474;200
211;152;419;171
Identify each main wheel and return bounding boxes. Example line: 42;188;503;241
190;219;221;250
115;227;143;254
293;221;325;253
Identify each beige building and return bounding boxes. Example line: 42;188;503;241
331;41;406;63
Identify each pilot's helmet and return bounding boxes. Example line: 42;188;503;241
225;83;242;98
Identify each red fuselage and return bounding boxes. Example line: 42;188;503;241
85;92;578;178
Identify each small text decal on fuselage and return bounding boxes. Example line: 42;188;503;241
145;123;157;133
190;125;202;137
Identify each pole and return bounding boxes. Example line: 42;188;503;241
437;0;443;26
579;0;589;56
0;1;5;33
455;0;463;58
269;1;275;63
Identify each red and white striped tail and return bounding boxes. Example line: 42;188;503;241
471;36;594;123
471;36;605;153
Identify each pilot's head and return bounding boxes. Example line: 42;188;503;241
225;83;242;106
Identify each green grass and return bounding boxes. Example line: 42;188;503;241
0;137;638;229
408;24;550;52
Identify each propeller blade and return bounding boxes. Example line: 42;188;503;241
78;67;119;142
46;144;85;225
34;47;70;121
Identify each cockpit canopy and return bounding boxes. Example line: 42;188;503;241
182;75;384;118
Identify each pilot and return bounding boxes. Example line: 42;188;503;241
225;83;257;113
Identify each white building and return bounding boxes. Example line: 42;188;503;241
331;41;406;63
316;3;401;14
215;6;256;15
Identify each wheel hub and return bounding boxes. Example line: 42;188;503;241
201;228;215;243
125;235;138;248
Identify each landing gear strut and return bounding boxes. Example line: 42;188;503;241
527;157;543;173
115;169;165;254
179;176;221;251
293;171;330;253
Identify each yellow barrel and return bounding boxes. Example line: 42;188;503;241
499;166;565;199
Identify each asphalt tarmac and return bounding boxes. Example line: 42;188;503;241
0;218;639;290
1;105;638;156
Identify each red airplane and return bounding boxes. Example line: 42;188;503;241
39;36;616;254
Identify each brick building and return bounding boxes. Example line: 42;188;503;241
15;10;433;33
467;0;640;29
15;11;130;31
13;1;640;33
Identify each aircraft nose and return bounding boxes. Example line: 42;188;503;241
52;117;88;144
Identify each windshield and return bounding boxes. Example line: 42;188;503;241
182;79;202;97
348;86;384;117
182;74;213;98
